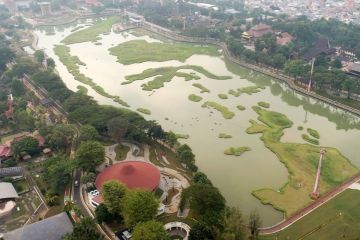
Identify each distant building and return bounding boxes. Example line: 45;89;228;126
276;32;293;46
0;167;23;178
0;182;19;218
303;37;336;61
248;23;274;39
3;212;73;240
346;62;360;77
39;2;52;17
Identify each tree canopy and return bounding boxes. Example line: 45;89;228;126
101;180;127;215
122;189;159;227
180;184;225;226
76;141;105;172
63;217;103;240
43;156;73;194
132;220;170;240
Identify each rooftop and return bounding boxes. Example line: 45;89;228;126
95;161;161;191
0;182;19;200
3;212;73;240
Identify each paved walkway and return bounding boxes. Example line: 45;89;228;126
348;182;360;191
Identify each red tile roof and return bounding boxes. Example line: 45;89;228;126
95;161;160;191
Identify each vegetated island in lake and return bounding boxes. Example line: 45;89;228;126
258;101;270;108
175;133;190;139
224;146;251;156
62;16;121;45
136;108;151;115
192;83;210;93
188;94;203;102
54;45;129;107
237;105;246;111
218;133;232;139
109;39;219;64
228;85;265;97
246;106;358;217
302;134;320;145
202;101;235;119
218;93;228;99
307;128;320;139
123;65;231;91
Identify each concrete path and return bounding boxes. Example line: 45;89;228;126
348;182;360;190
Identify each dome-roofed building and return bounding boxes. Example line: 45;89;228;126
95;161;161;191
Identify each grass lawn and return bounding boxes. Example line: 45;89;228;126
54;45;129;107
192;83;210;93
188;94;203;102
62;16;121;44
123;65;231;91
136;108;151;115
150;142;192;179
115;144;130;161
13;179;30;193
157;213;197;227
108;39;219;64
202;101;235;119
247;106;358;216
224;146;251;156
260;189;360;240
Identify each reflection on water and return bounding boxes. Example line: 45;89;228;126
35;20;360;226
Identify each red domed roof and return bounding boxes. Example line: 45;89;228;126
95;161;160;191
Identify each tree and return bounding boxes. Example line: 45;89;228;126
63;217;103;240
47;124;75;150
101;180;127;214
165;131;177;147
147;121;165;140
46;58;55;68
0;47;14;71
284;60;308;80
12;136;40;159
122;189;159;227
132;220;170;240
95;204;119;224
76;141;105;172
180;184;225;226
221;207;246;240
193;172;212;185
78;124;99;142
81;172;96;186
13;110;35;131
341;78;357;99
34;50;45;63
44;190;59;206
11;79;25;97
188;221;214;240
272;53;286;68
107;116;129;142
43;156;73;193
249;210;262;240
